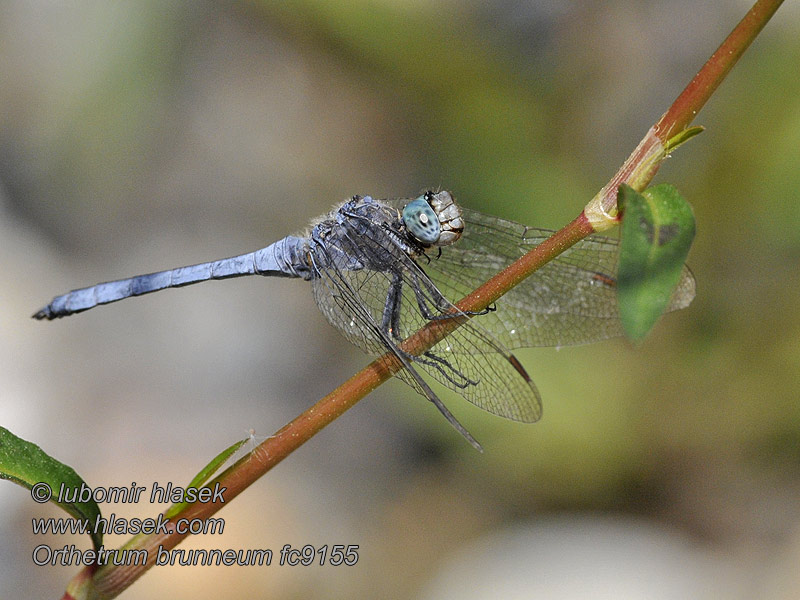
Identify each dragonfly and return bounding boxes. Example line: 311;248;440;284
34;191;695;450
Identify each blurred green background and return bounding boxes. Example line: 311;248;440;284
2;1;800;598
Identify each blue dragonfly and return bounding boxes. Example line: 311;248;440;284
34;191;695;450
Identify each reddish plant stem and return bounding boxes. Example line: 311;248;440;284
75;0;785;596
590;0;784;223
656;0;784;142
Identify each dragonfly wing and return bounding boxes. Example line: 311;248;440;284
424;208;696;349
309;259;487;449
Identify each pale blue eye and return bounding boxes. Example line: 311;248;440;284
402;197;441;244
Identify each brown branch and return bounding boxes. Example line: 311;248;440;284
586;0;785;227
73;0;785;596
656;0;784;141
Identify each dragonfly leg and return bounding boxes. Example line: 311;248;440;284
464;303;497;316
409;269;496;322
416;351;479;389
381;270;405;341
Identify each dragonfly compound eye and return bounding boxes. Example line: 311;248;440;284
403;196;441;245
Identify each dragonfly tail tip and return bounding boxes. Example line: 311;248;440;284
32;307;53;320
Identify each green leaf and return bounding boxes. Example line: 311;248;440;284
164;436;249;519
617;184;696;342
0;426;103;551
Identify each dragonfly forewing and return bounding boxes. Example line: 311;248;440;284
422;208;696;349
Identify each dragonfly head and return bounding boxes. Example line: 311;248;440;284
402;190;464;247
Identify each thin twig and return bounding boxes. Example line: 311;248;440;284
77;1;785;596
